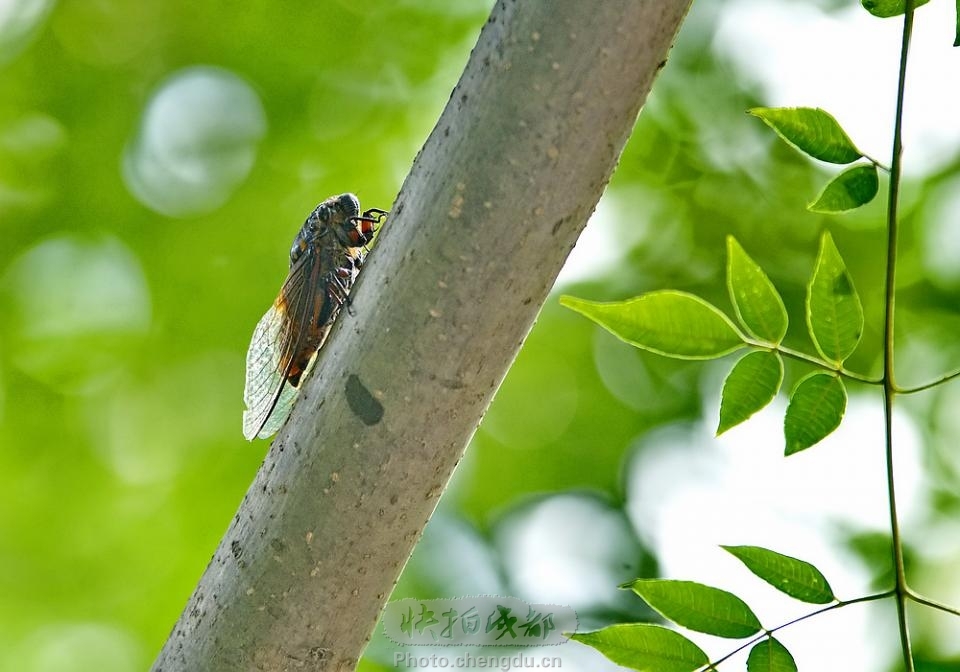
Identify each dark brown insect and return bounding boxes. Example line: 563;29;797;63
242;193;387;440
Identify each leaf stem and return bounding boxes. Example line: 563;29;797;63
905;589;960;618
895;365;960;394
743;340;881;385
864;152;891;173
883;1;916;670
701;591;895;671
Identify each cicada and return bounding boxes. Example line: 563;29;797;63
242;193;387;440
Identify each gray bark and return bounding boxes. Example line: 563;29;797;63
151;1;692;670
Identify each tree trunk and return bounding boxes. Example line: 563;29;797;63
151;1;692;670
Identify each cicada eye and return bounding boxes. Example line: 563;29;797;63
337;193;360;219
314;204;330;223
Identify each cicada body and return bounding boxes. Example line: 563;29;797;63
242;193;387;440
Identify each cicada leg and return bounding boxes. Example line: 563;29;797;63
347;209;388;250
362;207;388;220
327;266;357;317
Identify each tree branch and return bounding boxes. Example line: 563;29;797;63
151;1;692;670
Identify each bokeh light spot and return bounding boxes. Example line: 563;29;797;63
480;349;578;450
0;113;67;159
51;0;162;66
15;622;142;672
83;353;242;485
0;234;151;394
921;174;960;289
123;66;267;217
593;328;663;413
0;361;5;426
496;494;643;615
405;516;506;596
0;0;53;65
0;113;67;214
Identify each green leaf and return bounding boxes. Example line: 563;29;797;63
722;545;836;604
571;624;709;672
727;237;788;343
861;0;930;18
747;638;798;672
748;107;862;164
717;351;783;435
808;164;879;214
806;232;863;364
624;579;762;639
784;372;847;455
560;292;745;360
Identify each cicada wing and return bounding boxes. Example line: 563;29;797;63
253;340;331;439
250;378;299;440
242;251;320;441
242;303;295;440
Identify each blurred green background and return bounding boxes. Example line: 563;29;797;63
3;1;960;670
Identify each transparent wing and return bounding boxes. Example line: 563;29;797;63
249;376;299;440
242;253;320;441
242;303;294;440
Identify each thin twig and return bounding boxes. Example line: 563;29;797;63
742;340;881;385
882;1;917;670
895;366;960;394
906;589;960;618
702;591;895;670
864;152;892;172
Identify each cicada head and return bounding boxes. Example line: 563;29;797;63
315;193;359;225
290;194;362;264
335;193;360;220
